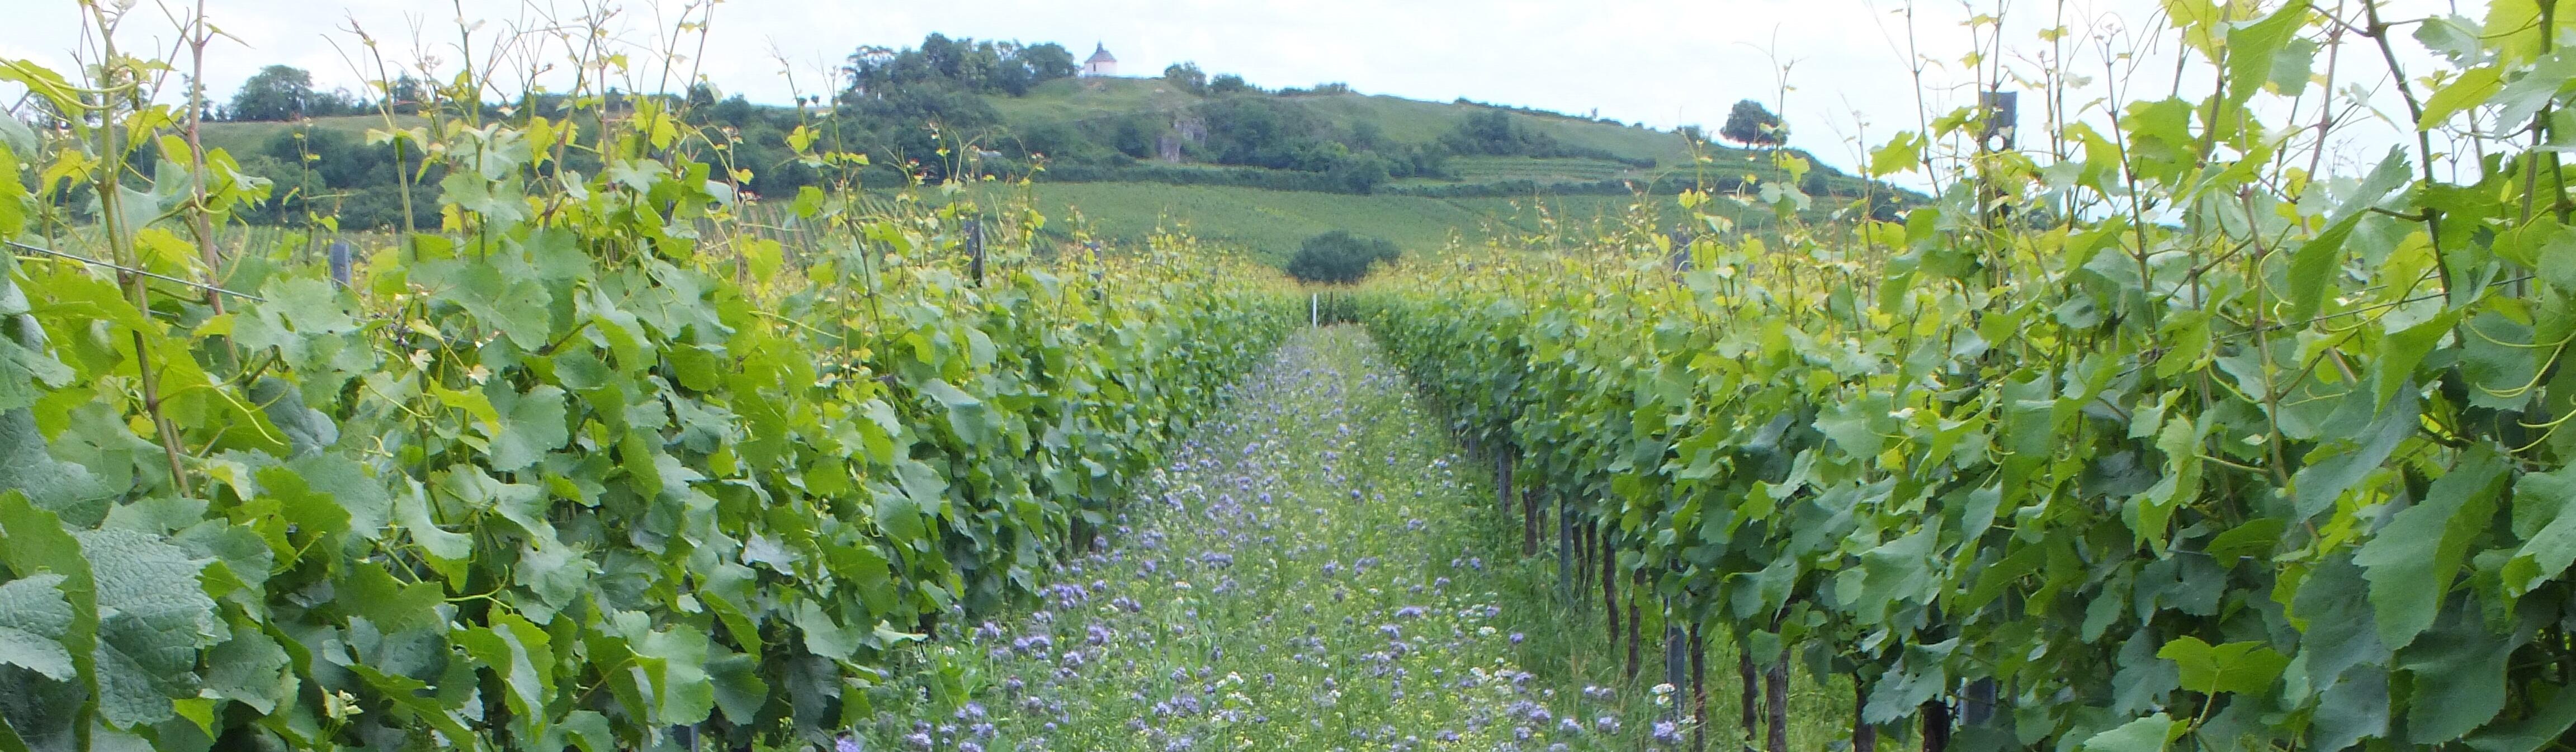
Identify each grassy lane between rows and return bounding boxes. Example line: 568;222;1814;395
855;326;1850;752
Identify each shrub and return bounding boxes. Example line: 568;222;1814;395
1285;230;1398;284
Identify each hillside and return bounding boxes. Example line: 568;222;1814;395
194;78;1893;259
982;77;1866;197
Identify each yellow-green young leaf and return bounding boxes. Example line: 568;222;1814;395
133;228;199;271
2417;67;2503;130
0;60;84;121
2157;636;2290;694
0;141;25;238
2482;0;2564;64
2224;1;2308;106
2162;0;2224;55
1870;132;1924;177
2083;713;2182;752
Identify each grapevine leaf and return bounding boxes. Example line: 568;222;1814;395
431;259;554;351
2291;389;2417;520
707;649;767;723
2082;713;2181;752
484;384;570;473
346;663;479;747
2490;51;2576;131
0;271;74;413
793;600;861;660
2204;518;2286;562
393;481;474;580
2412;15;2480;60
870;620;926;646
2376;310;2461;409
1861;639;1954;723
2133;413;2206;551
1814;396;1888;460
2355;447;2507;651
336;560;446;634
0;114;35;164
0;410;112;515
2464;682;2576;752
266;276;361;333
632;622;713;726
75;529;216;729
1851;528;1935;624
247;377;335;457
455;613;552;740
549;711;616;752
2223;1;2307;106
0;495;91;672
1870;132;1923;177
2293;553;2389;688
287;453;392;537
2157;636;2288;695
2461;311;2543;411
438;170;531;227
514;541;595;614
200;628;293;716
871;482;927;549
0;61;83;120
2284;215;2358;322
2328;147;2415;225
2543;229;2576;295
0;574;73;680
920;379;991;444
2417;66;2502;130
2400;598;2516;743
2502;466;2576;597
2312;669;2390;751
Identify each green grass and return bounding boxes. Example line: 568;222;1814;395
988;77;1209;126
1438;156;1643;185
854;326;1852;751
985;182;1700;262
197;114;426;157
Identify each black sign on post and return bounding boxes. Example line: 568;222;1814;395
1979;91;2019;152
328;240;353;288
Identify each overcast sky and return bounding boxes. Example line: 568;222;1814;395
1;0;2454;177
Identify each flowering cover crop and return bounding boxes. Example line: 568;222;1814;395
852;328;1701;751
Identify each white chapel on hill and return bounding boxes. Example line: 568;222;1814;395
1083;43;1117;77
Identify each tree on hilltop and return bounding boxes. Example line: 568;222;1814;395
1163;62;1208;95
1719;100;1785;149
230;65;358;121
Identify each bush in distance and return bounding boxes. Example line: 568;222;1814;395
1285;230;1400;284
